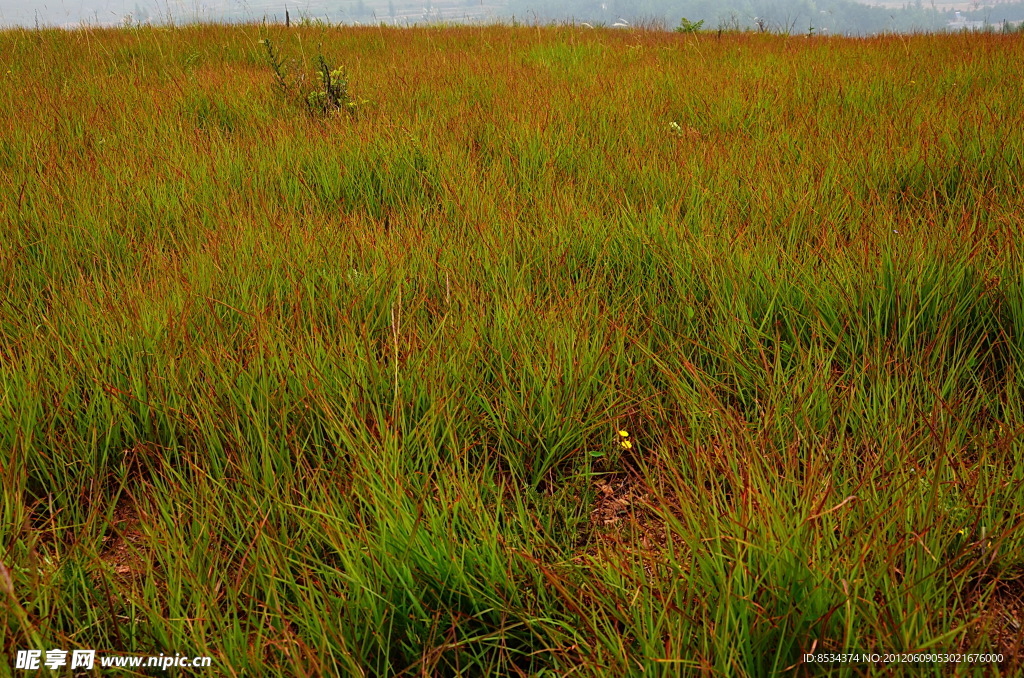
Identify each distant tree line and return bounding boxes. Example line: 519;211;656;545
113;0;1024;31
508;0;1024;34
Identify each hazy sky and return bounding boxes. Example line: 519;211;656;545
0;0;530;28
0;0;290;27
0;0;1011;29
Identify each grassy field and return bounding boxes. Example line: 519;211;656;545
1;22;1023;676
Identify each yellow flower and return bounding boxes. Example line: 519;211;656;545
620;440;633;450
618;430;630;438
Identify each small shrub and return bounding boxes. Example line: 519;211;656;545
676;17;705;33
307;55;362;116
260;37;291;95
259;37;366;118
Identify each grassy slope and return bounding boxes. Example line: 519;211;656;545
1;23;1023;676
